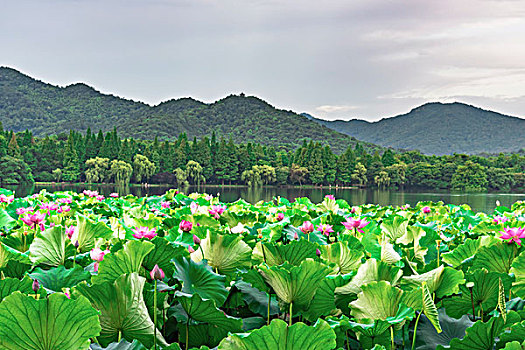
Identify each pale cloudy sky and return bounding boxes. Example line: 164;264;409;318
1;0;525;121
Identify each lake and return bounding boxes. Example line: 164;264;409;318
7;183;525;213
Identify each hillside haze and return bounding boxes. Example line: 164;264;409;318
308;102;525;155
0;67;379;154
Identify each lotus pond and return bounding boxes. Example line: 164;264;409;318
0;188;524;350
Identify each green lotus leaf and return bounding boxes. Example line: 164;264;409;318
218;318;337;350
335;258;403;295
415;309;474;350
497;321;525;349
397;225;426;245
1;230;32;252
72;214;114;253
350;281;408;323
0;208;15;229
321;241;363;274
471;242;518;274
443;269;513;319
253;239;318;267
259;258;330;311
401;265;465;298
191;231;252;276
28;265;91;292
303;274;353;322
438;312;520;350
29;226;76;267
500;342;525;350
0;275;42;302
0;241;30;269
510;250;525;299
441;236;498;269
75;272;167;348
143;236;186;278
173;256;228;307
0;291;101;350
380;215;408;242
380;240;401;264
93;240;154;284
174;292;243;348
89;339;159;349
234;281;279;318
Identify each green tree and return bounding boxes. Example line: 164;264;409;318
374;170;391;188
133;154;156;184
289;164;309;186
186;160;205;186
85;157;111;183
52;168;63;182
173;168;189;187
0;156;34;184
450;160;488;191
62;133;80;182
109;159;133;185
351;162;367;186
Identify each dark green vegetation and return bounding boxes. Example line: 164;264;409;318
0;66;379;154
2;126;525;192
0;189;525;349
306;102;525;155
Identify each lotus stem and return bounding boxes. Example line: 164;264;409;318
118;330;121;342
346;330;350;350
390;326;395;350
186;318;190;350
289;302;293;326
154;279;158;350
411;312;421;350
267;293;271;325
470;287;476;319
436;240;441;268
199;245;205;260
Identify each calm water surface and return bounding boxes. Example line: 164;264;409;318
8;183;525;213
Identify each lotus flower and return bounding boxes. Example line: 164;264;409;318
276;213;284;221
59;197;73;204
193;234;201;245
316;224;334;236
132;226;157;239
190;201;199;215
32;279;40;293
150;264;165;280
96;195;105;201
342;217;370;233
16;206;34;215
65;225;75;239
493;215;509;225
422;206;431;214
188;246;196;253
21;212;46;230
83;190;99;197
0;194;14;203
499;227;525;246
299;221;314;234
109;193;119;198
161;201;171;209
90;247;110;262
316;248;321;257
209;205;226;219
57;205;71;213
40;202;59;213
179;220;193;232
325;194;335;201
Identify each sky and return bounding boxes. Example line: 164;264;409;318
1;0;525;121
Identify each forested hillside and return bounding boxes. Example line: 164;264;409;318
308;102;525;155
0;67;379;154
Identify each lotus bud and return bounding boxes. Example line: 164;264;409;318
315;248;321;257
32;279;40;293
188;246;196;253
294;232;298;240
74;241;79;249
193;234;201;245
150;264;165;280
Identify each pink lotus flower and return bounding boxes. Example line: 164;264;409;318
179;220;193;232
293;232;299;240
65;225;75;239
150;264;165;280
299;221;314;234
190;201;199;215
83;190;99;197
109;193;119;198
209;205;226;219
0;194;14;203
499;227;525;246
325;194;335;200
96;195;105;201
21;212;46;230
493;215;509;225
193;234;201;245
161;201;171;209
132;226;157;239
316;224;334;236
276;213;284;221
90;247;110;262
57;205;71;213
342;217;370;233
40;202;59;213
64;290;71;299
205;194;213;201
59;197;73;204
422;206;431;214
188;246;196;253
16;206;34;216
94;262;100;273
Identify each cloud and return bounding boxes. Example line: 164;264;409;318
315;105;360;113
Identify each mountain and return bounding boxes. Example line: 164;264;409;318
0;67;380;154
308;102;525;155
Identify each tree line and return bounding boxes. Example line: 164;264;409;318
0;125;524;191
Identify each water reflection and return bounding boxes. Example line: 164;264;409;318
6;183;525;213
